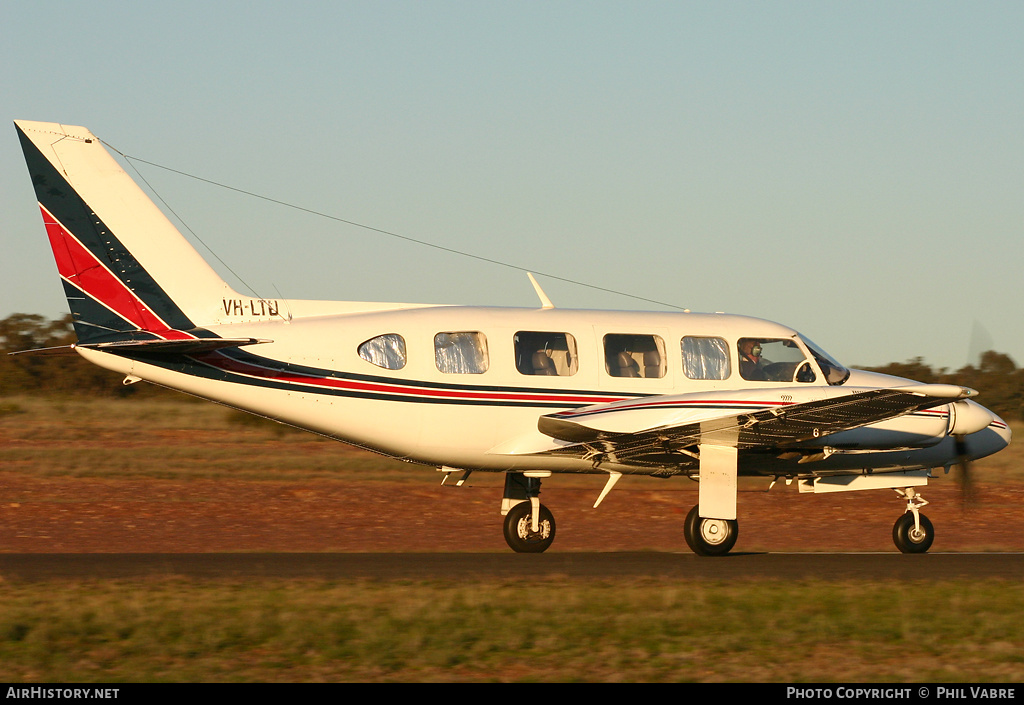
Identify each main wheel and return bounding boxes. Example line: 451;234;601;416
503;501;556;553
683;505;738;556
893;512;934;554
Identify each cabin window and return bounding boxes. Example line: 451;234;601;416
358;334;407;370
514;331;579;376
435;332;489;374
737;338;814;383
681;336;730;380
603;334;666;378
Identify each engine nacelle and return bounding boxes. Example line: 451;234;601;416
803;410;950;449
947;399;996;437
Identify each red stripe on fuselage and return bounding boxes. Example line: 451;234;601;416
196;351;627;405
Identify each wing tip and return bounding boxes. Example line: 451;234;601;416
896;383;977;400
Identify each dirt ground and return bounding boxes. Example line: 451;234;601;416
3;469;1023;554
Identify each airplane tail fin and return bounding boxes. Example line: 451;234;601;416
15;121;245;343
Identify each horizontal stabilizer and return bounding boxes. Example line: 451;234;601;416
79;337;272;355
8;337;271;357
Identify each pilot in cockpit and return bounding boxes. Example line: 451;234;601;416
738;339;766;381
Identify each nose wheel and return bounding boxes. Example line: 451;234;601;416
892;488;934;553
893;512;934;553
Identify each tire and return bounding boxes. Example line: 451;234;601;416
893;512;934;554
503;501;556;553
683;505;738;556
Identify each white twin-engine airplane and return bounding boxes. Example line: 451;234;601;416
14;120;1011;555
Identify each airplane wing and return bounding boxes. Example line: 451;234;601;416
538;384;974;460
533;384;975;520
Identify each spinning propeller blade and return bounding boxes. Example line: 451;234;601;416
953;435;977;508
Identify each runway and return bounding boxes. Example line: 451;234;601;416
2;552;1024;581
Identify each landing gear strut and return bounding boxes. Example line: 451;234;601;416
501;472;556;553
683;505;739;556
892;488;934;554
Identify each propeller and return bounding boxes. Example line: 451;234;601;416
953;320;990;509
952;434;977;509
966;320;993;370
948;396;997;509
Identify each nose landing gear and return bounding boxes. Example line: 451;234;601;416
892;488;934;554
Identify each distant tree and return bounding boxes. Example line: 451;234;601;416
0;313;165;397
0;313;74;350
861;357;943;385
0;313;76;393
978;350;1018;376
942;351;1023;422
864;351;1022;421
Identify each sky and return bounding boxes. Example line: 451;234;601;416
2;1;1021;372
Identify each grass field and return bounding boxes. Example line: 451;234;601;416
0;395;415;482
1;395;1022;682
1;578;1023;682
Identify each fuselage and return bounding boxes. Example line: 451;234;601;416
77;303;1011;477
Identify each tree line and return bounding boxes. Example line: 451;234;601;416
2;313;1022;420
0;313;154;398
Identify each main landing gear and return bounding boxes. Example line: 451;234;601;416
683;505;739;556
503;501;556;553
501;472;556;553
892;488;934;554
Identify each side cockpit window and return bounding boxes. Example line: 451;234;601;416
515;331;579;376
358;334;407;370
604;334;666;378
435;332;489;374
681;336;730;380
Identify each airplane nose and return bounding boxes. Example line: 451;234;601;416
963;410;1011;460
993;413;1012;447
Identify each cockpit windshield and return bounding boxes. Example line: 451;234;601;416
798;334;851;386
